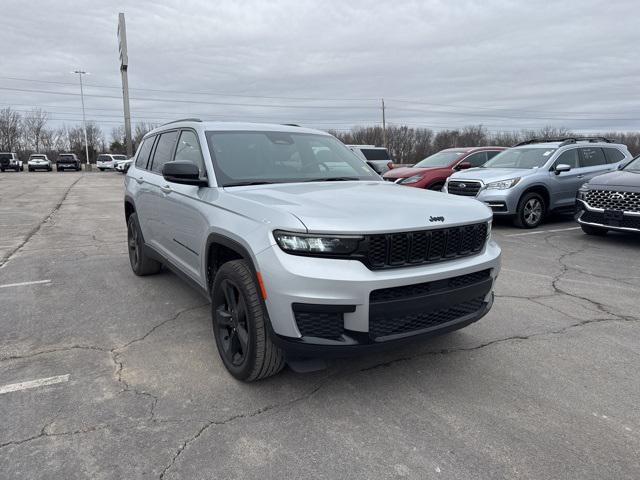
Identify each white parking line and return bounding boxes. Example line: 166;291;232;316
0;279;52;289
504;227;581;237
0;374;70;395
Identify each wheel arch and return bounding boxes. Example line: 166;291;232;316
519;184;550;211
205;233;260;293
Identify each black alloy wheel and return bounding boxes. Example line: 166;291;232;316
215;279;251;368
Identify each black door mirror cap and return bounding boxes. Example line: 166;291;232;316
162;161;208;186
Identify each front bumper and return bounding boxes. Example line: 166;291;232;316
576;199;640;233
475;189;519;215
256;240;501;353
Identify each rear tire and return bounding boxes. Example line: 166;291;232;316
212;260;285;382
127;213;162;276
581;224;608;236
514;192;545;229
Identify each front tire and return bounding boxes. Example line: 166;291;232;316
127;213;161;276
581;224;608;236
212;260;285;382
514;192;545;228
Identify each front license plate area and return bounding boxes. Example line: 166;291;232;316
603;209;624;226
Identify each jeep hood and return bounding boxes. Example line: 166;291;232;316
224;181;491;234
588;170;640;188
450;167;539;183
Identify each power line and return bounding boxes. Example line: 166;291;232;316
1;75;636;116
0;76;378;102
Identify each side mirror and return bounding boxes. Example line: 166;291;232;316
554;164;571;175
618;163;626;170
457;161;472;170
162;161;208;186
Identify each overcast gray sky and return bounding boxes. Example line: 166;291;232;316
2;0;639;137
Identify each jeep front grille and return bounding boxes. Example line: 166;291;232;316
363;223;487;270
584;189;640;213
447;180;482;197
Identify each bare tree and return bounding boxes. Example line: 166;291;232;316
134;122;158;149
21;109;49;152
0;108;21;151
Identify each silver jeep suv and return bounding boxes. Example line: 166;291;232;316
124;120;501;381
444;138;632;228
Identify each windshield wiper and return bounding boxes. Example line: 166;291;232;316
304;177;360;182
224;181;276;187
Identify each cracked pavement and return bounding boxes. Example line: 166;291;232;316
1;172;639;479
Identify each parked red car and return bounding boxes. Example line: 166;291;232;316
383;146;506;190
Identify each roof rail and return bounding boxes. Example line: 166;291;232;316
161;118;202;126
514;136;614;147
281;123;300;127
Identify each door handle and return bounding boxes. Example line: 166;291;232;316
160;185;172;194
135;176;144;184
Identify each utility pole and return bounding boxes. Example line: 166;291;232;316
73;70;90;168
118;13;132;157
381;98;387;148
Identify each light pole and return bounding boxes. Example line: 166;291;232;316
72;69;90;168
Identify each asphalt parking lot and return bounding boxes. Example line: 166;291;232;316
1;171;639;479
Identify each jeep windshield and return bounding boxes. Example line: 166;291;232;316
206;131;380;186
623;156;640;172
414;150;465;168
0;153;12;160
482;148;555;169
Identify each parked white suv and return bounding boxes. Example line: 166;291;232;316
0;152;23;172
97;154;127;171
28;154;52;172
124;120;501;381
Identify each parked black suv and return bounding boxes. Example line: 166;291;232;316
57;153;82;171
577;155;640;235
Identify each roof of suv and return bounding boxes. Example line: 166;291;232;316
149;121;328;137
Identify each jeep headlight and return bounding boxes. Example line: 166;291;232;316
274;231;362;255
399;175;423;185
486;178;521;190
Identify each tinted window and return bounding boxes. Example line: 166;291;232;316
150;131;179;174
175;130;205;175
579;147;606;167
604;148;625;164
0;153;12;160
97;155;110;161
554;149;579;169
359;148;390;160
486;150;501;160
464;152;488;167
206;131;379;186
112;155;127;160
135;136;155;169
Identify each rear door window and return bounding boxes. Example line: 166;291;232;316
486;150;501;160
135;136;156;170
603;148;625;164
150;131;179;174
579;147;607;167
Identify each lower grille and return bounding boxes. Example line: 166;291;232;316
580;210;640;230
369;296;485;339
447;180;482;196
370;269;491;302
294;311;344;339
